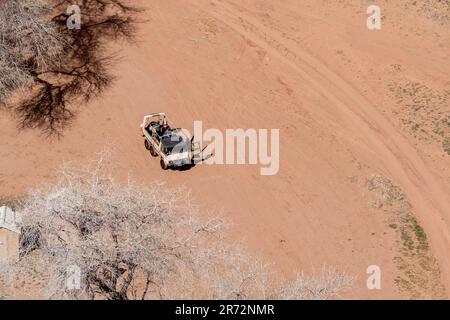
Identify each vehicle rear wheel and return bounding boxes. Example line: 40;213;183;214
149;145;158;157
144;139;151;150
160;159;169;170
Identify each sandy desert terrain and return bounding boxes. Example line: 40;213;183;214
1;0;449;299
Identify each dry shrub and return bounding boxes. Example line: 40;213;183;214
275;267;356;300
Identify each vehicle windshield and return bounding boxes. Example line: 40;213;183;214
161;134;190;155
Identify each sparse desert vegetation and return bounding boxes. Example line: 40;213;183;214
388;80;450;155
408;0;450;22
365;175;446;299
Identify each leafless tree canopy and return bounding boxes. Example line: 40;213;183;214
0;150;354;300
0;0;63;100
0;0;142;135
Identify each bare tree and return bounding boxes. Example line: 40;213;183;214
0;150;354;300
1;0;142;136
0;0;63;101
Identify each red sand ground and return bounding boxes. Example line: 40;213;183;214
1;0;449;299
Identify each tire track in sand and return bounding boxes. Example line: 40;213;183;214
199;0;450;290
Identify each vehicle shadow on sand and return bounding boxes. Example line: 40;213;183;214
167;153;214;172
169;164;196;172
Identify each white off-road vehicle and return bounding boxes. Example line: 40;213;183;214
140;113;199;170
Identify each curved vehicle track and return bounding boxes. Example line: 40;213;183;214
201;0;450;288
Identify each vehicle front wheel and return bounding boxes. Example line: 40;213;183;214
149;145;158;157
160;159;169;170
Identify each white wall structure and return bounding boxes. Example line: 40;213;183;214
0;206;21;234
0;206;21;262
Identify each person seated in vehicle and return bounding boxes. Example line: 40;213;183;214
160;118;170;135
